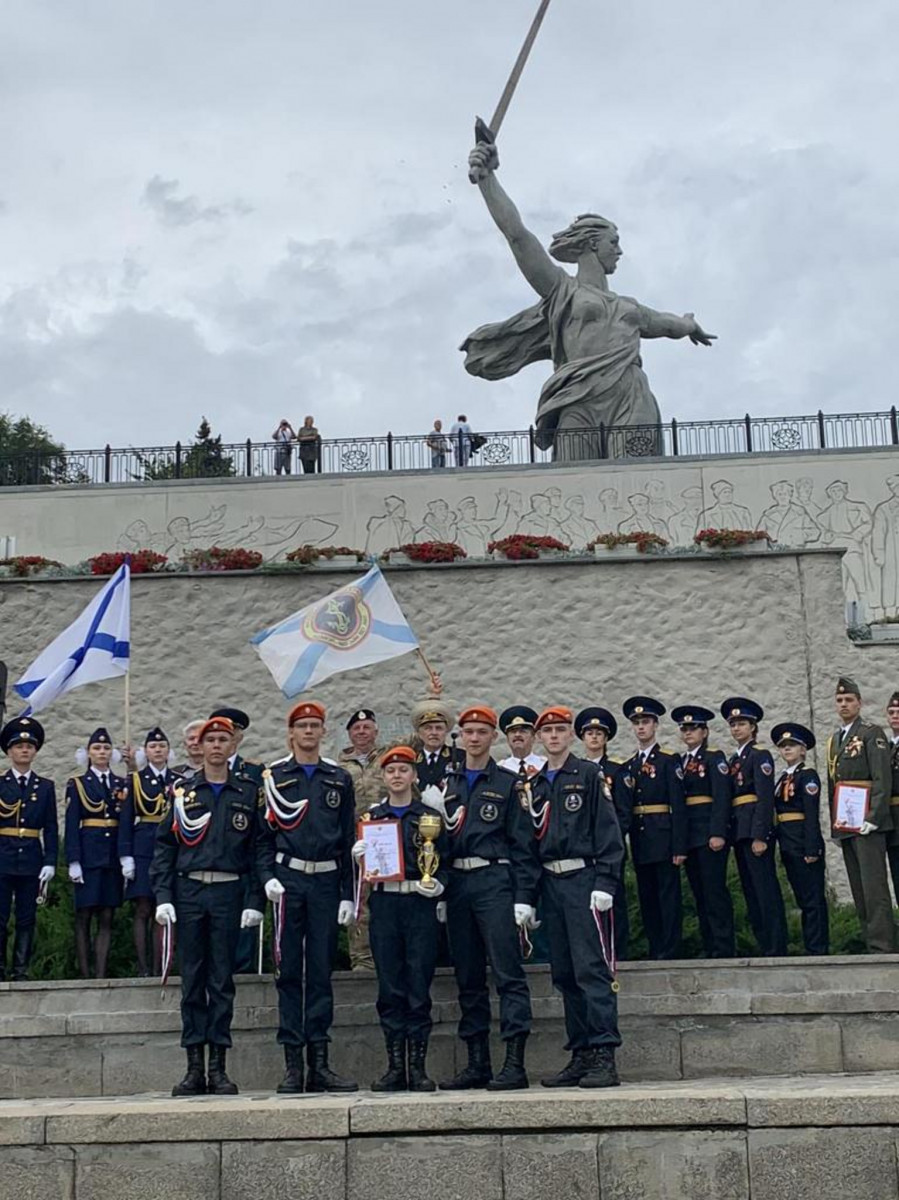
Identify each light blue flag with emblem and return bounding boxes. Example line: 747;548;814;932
14;562;131;715
250;565;420;697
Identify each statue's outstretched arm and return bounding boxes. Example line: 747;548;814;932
469;141;562;299
637;304;716;346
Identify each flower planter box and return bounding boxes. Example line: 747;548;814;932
593;544;663;559
869;625;899;644
314;555;363;568
385;553;413;565
699;539;771;554
491;549;566;562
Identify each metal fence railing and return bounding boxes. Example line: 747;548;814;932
1;408;897;487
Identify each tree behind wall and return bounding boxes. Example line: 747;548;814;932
138;417;237;480
0;413;68;486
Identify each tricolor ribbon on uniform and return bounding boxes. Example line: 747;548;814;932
272;893;286;976
160;916;176;997
593;908;619;993
421;785;466;834
172;788;211;847
263;770;309;831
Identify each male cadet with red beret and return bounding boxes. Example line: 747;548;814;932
411;699;463;790
576;706;631;960
671;705;735;959
151;716;265;1097
722;697;787;956
529;707;623;1088
620;697;687;959
0;718;58;982
497;707;547;777
430;705;540;1091
256;701;358;1095
772;722;829;955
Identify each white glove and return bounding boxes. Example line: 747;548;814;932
337;900;355;926
414;878;445;898
240;908;264;928
859;821;879;836
68;863;84;884
514;903;536;928
120;856;136;881
265;878;286;902
436;901;447;924
155;902;177;925
351;839;367;859
38;866;55;885
590;890;614;913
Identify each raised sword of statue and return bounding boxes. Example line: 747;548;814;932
468;0;553;184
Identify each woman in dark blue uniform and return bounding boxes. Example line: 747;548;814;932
358;745;449;1092
118;727;176;976
65;728;125;978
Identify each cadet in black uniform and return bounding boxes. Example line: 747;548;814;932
671;705;735;958
0;718;58;982
620;697;687;960
529;707;624;1088
118;726;176;977
151;715;264;1097
256;700;358;1095
435;705;540;1091
721;698;787;956
575;706;631;961
771;722;829;955
411;700;462;789
358;745;449;1092
64;728;125;979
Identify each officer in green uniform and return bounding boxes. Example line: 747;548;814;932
827;677;896;952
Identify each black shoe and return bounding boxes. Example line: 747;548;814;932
372;1034;407;1092
172;1045;207;1097
578;1046;620;1089
277;1045;305;1094
207;1045;239;1095
486;1033;529;1091
306;1041;358;1093
10;928;34;982
407;1036;436;1093
439;1034;493;1090
541;1048;591;1088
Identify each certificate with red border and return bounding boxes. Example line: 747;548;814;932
357;818;405;882
832;781;871;834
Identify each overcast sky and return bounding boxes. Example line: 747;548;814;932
1;0;898;450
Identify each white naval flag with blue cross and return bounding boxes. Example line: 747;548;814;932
14;562;131;715
250;565;420;697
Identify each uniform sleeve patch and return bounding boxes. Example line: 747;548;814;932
624;774;635;788
718;761;729;775
760;762;773;776
675;766;684;780
806;782;820;795
876;738;888;750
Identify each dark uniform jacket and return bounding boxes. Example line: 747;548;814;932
621;744;687;865
681;746;732;849
889;737;899;846
729;742;776;844
64;771;126;870
444;759;541;906
232;754;265;785
118;766;175;861
415;745;464;791
150;772;264;909
774;766;825;858
591;755;632;838
364;797;450;888
529;755;623;895
255;757;356;902
826;717;892;838
0;769;58;876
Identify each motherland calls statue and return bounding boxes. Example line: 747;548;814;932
461;136;715;461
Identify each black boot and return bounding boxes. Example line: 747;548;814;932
541;1047;591;1088
439;1034;492;1090
305;1041;358;1093
372;1034;407;1092
407;1036;436;1093
206;1045;239;1095
11;928;35;982
277;1045;304;1094
172;1045;206;1097
486;1033;529;1091
578;1046;620;1089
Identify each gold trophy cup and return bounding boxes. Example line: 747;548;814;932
417;812;443;891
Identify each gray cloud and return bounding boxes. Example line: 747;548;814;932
142;175;252;228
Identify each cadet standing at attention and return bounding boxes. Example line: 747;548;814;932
771;722;829;955
621;697;687;960
0;718;58;982
671;705;735;959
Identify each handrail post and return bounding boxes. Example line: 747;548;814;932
387;431;393;471
744;414;753;453
174;441;182;479
246;439;253;477
528;425;536;464
599;421;607;458
104;444;111;483
817;410;826;449
891;407;898;446
671;418;679;456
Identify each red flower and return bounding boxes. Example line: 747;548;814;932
181;546;263;572
88;550;168;575
487;534;570;560
0;555;63;577
385;542;467;564
694;528;770;550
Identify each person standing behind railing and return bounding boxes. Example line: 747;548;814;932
272;420;296;475
296;416;321;474
450;415;472;467
426;419;449;469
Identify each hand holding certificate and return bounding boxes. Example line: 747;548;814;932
357;819;405;882
832;782;871;834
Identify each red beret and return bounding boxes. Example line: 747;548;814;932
458;705;498;730
288;701;326;725
379;745;417;768
535;706;574;731
197;717;235;742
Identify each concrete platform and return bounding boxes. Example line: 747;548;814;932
3;1073;899;1198
3;956;899;1100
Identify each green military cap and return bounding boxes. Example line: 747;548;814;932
835;676;861;697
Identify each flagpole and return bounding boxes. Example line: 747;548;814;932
124;670;131;755
415;648;441;694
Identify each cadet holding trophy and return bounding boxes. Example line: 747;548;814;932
355;746;449;1092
